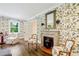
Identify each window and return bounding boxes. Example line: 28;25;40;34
9;20;20;33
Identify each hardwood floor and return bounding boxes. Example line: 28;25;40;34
28;48;52;56
0;43;52;56
27;43;52;56
40;47;52;55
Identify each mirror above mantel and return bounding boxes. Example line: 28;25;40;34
45;10;56;30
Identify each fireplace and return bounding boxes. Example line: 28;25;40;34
43;36;54;48
40;31;60;55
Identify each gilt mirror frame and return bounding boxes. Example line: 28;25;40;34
45;10;56;29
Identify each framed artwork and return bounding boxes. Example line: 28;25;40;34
9;20;20;33
45;10;56;29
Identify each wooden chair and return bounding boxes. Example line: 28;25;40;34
52;40;75;56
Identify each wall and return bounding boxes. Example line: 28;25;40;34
0;16;9;33
0;16;28;40
56;3;79;43
1;3;79;44
32;3;79;44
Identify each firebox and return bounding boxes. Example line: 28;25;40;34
43;36;54;48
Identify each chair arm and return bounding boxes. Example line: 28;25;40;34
59;51;70;56
52;46;63;56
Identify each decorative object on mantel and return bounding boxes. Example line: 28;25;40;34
47;25;52;31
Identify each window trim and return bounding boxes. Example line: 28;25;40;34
9;20;20;34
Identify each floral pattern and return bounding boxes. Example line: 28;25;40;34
33;3;79;45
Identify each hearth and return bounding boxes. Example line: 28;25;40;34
43;36;54;48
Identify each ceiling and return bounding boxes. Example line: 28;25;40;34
0;3;62;20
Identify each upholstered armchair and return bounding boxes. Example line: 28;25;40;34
4;33;18;44
52;40;75;56
28;34;38;49
11;38;28;56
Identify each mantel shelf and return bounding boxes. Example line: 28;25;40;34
42;29;60;32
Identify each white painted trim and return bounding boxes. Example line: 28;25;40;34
42;29;61;32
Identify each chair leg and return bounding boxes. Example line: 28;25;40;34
68;52;71;56
58;51;62;56
28;43;29;49
0;44;3;48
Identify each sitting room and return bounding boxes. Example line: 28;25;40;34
0;3;79;56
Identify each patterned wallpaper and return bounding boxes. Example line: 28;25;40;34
0;16;9;33
35;15;45;43
0;16;27;39
56;3;79;42
33;3;79;44
1;3;79;44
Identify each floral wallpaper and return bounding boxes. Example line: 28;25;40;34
0;16;9;33
0;16;27;38
1;3;79;45
56;3;79;42
34;3;79;44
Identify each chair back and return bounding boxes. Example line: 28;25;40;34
31;34;37;39
65;40;75;52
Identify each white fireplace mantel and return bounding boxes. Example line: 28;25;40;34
42;29;60;32
41;29;60;46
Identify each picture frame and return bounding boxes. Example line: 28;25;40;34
45;10;56;29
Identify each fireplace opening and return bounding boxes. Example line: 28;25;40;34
43;36;54;49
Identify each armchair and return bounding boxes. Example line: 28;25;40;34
28;34;38;49
52;40;75;56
